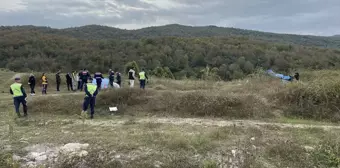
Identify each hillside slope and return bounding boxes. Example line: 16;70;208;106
1;24;340;48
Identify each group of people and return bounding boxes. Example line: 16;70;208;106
10;67;149;119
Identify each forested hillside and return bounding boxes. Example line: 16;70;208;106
1;25;340;80
1;24;340;48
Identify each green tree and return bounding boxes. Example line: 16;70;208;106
125;61;140;74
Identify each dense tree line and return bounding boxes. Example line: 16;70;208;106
1;27;340;80
1;24;340;48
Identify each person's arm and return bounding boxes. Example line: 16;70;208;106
93;88;98;97
145;73;148;80
21;86;27;98
10;88;13;95
100;74;104;79
84;85;92;97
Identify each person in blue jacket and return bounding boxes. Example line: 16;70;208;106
94;72;104;90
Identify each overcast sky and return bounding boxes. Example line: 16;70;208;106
0;0;339;36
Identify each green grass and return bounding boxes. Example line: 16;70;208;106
2;70;340;167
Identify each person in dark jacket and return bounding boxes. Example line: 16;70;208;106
66;73;73;91
116;72;122;87
80;69;90;91
294;72;300;81
94;72;104;90
10;77;28;117
28;73;36;95
81;78;98;119
109;70;115;88
78;69;83;90
56;70;61;91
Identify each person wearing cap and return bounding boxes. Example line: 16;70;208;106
94;71;104;90
138;68;148;89
10;77;28;117
80;69;90;91
28;73;36;96
41;73;48;94
81;78;98;119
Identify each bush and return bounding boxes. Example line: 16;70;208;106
275;79;340;121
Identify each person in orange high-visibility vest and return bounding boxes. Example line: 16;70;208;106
41;73;48;94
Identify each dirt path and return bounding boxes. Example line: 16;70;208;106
66;117;340;130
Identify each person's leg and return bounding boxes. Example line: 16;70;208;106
32;84;35;94
57;82;60;91
21;97;28;116
109;80;113;87
80;81;84;91
82;97;90;112
67;83;70;91
97;82;101;90
13;98;20;117
90;97;95;119
142;80;146;89
77;81;80;90
46;84;48;94
42;84;45;94
130;80;134;88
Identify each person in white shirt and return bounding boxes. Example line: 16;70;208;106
128;67;136;88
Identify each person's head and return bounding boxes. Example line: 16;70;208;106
141;68;145;72
14;77;21;83
29;73;34;77
57;70;61;73
88;78;93;83
42;73;45;76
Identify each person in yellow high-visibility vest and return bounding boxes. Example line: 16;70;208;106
10;77;28;117
81;78;98;119
138;68;148;89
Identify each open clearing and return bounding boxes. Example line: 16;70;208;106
1;71;340;168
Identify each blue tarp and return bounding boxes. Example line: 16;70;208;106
267;69;292;81
92;78;110;89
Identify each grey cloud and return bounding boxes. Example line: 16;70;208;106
0;0;339;35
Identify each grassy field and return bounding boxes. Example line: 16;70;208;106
1;70;340;168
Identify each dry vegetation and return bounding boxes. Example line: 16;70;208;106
1;70;340;167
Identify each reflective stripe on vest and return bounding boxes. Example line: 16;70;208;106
10;83;23;97
139;72;146;80
86;83;97;96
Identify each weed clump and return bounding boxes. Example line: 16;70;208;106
275;79;340;121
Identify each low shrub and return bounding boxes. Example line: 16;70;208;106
274;79;340;121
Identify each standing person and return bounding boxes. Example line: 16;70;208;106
139;68;148;89
109;70;115;88
78;69;83;90
116;72;122;87
72;71;78;91
28;73;36;96
80;69;90;91
10;77;28;117
81;78;98;119
128;67;135;88
41;73;48;94
94;72;104;90
56;70;61;92
66;73;73;91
